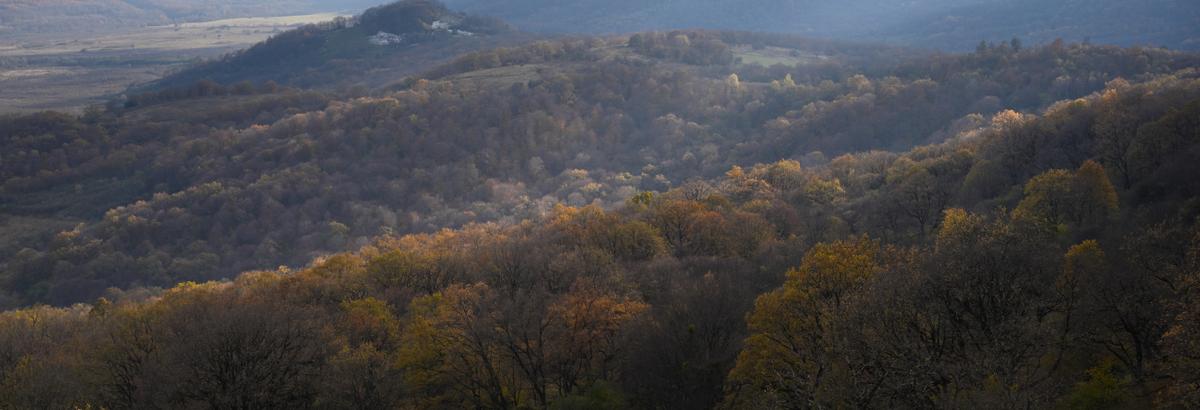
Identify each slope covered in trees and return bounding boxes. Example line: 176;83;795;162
1;65;1200;408
145;0;529;90
2;2;1200;404
4;32;1195;306
2;30;1198;308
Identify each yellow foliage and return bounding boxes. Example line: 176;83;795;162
728;236;883;405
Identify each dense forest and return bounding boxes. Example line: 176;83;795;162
2;1;1200;408
4;28;1197;307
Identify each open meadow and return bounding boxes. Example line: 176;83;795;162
0;13;342;113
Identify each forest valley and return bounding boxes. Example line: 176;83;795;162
0;2;1199;408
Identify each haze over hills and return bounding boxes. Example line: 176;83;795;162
444;0;1200;51
877;0;1200;50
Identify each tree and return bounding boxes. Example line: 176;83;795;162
1156;231;1200;407
396;283;516;408
0;306;92;409
1093;83;1139;189
92;302;160;409
1015;160;1118;233
919;209;1067;407
726;236;884;408
366;248;451;296
647;200;706;256
146;283;328;409
545;283;648;398
622;273;750;409
316;344;403;410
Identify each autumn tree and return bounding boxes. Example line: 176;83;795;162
1093;82;1140;189
725;236;885;408
144;283;329;409
622;273;752;409
397;283;516;408
918;209;1067;407
1156;231;1200;407
367;247;453;296
1015;160;1118;234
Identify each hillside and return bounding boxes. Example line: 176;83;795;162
145;0;532;90
443;0;1200;51
0;33;1199;408
2;1;1200;406
3;28;1198;308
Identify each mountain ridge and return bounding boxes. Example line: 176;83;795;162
141;0;530;91
443;0;1200;51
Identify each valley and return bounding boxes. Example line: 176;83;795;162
0;13;342;113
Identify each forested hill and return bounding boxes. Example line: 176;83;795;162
2;13;1200;410
144;0;530;91
443;0;1200;51
1;34;1200;408
2;29;1197;308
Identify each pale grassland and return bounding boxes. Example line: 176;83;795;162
0;68;73;79
0;13;345;113
0;66;164;113
181;13;344;28
0;13;344;57
445;64;547;90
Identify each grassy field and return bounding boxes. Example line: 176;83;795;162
0;65;167;113
445;64;548;90
0;13;342;113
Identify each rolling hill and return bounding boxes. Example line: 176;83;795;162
143;0;533;90
1;29;1199;408
4;24;1198;306
1;1;1200;408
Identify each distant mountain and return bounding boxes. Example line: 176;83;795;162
146;0;532;90
442;0;1200;51
877;0;1200;51
0;0;387;36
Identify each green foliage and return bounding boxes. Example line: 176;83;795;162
1015;160;1119;234
727;236;885;407
1062;361;1134;410
550;381;627;410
